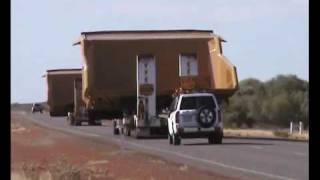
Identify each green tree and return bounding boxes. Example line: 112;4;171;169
223;74;308;128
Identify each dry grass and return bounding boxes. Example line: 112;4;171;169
48;157;81;180
224;128;308;141
21;162;42;180
17;156;110;180
273;130;289;138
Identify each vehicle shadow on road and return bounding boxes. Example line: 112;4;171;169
183;142;274;146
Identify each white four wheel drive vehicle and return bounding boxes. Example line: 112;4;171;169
168;93;223;145
31;103;43;113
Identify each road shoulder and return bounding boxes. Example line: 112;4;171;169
11;111;234;180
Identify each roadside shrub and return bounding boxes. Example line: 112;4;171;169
273;130;289;138
48;157;80;180
223;74;308;128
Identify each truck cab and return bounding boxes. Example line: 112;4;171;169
168;92;223;145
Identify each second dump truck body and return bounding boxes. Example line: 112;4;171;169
73;30;238;121
43;69;82;116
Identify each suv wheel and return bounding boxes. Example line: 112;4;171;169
88;115;95;125
168;134;173;145
213;130;223;144
173;134;181;145
75;120;81;126
197;106;215;128
208;133;214;144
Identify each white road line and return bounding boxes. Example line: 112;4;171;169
293;152;307;157
64;129;101;138
251;146;263;150
125;141;295;180
249;145;307;159
283;142;308;147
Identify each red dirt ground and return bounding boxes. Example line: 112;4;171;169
11;111;235;180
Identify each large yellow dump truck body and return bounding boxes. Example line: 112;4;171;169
44;69;82;116
74;30;238;117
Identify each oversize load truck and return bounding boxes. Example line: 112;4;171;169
67;77;102;125
73;30;238;137
43;69;82;116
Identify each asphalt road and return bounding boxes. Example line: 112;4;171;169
17;111;308;180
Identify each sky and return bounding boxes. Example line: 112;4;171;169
11;0;309;103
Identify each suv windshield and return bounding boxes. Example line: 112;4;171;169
180;96;215;110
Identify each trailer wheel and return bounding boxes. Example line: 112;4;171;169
66;116;71;125
124;126;131;136
113;121;120;135
95;121;102;126
168;134;173;145
67;113;74;126
114;127;120;135
131;129;140;139
173;134;181;145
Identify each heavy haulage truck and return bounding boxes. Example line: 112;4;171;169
72;30;238;138
43;69;82;117
67;76;102;126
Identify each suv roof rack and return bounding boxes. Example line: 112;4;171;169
172;88;212;97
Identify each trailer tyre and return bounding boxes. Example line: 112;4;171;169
67;117;75;126
124;126;131;136
168;134;173;145
113;121;120;135
114;127;120;135
173;134;181;145
132;129;140;139
95;121;102;126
